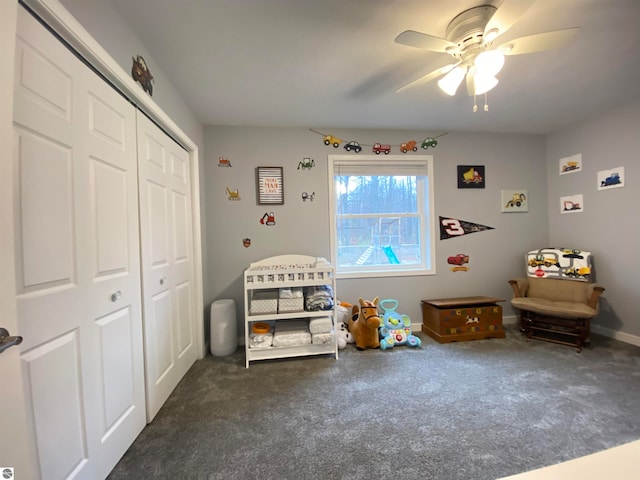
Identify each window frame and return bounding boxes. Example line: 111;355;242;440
328;154;436;279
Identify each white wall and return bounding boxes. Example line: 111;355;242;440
205;127;549;337
546;101;640;340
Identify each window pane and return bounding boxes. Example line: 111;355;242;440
335;216;422;267
335;175;418;214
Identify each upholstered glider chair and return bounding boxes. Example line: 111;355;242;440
508;248;605;352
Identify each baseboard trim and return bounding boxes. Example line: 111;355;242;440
592;324;640;347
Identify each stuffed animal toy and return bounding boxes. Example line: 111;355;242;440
336;321;354;349
348;297;381;350
378;299;422;350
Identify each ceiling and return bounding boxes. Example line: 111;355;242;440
108;0;640;135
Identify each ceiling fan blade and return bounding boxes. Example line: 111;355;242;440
396;62;460;93
394;30;456;53
484;0;536;40
500;28;580;55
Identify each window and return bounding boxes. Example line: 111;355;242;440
328;155;435;278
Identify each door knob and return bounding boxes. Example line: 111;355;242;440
111;291;122;302
0;328;23;354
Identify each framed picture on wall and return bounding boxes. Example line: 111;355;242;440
560;194;583;213
559;154;582;175
457;165;485;189
501;189;528;212
597;167;624;190
256;166;284;205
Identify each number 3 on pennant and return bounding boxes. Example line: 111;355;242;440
442;218;465;236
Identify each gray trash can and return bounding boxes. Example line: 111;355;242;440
210;299;237;356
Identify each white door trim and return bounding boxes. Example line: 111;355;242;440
19;0;205;359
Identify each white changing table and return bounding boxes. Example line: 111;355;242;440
243;254;338;368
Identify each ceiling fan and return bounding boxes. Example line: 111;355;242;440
394;0;579;110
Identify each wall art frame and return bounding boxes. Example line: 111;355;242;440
559;153;582;175
501;189;528;212
256;166;284;205
560;194;583;214
597;167;624;190
457;165;485;189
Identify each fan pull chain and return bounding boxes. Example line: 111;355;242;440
484;92;489;112
473;94;478;112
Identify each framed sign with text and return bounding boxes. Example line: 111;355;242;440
256;166;284;205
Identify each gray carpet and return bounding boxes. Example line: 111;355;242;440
108;327;640;480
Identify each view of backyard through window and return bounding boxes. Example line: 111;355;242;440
335;175;422;267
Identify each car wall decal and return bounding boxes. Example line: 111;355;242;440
447;253;470;272
308;129;447;152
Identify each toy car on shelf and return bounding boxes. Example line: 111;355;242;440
343;141;362;153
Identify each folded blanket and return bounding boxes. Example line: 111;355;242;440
272;320;311;347
312;332;334;345
309;316;333;334
249;333;273;349
304;285;334;311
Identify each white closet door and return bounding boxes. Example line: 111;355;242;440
13;7;145;479
137;111;197;421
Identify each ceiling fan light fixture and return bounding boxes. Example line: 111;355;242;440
438;66;466;96
474;49;505;76
484;28;500;43
473;73;498;95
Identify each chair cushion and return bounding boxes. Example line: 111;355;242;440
527;277;590;303
511;297;598;319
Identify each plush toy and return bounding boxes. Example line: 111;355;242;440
378;299;422;350
336;321;354;349
348;297;381;350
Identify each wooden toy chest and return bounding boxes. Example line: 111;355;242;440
421;296;505;343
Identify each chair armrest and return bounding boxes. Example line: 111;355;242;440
508;277;529;298
587;284;605;309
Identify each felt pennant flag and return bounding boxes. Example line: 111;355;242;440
439;216;494;240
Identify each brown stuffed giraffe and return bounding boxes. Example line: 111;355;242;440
348;297;381;350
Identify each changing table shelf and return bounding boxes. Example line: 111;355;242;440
243;254;338;368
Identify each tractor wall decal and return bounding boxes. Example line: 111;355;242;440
226;187;240;201
218;157;232;167
298;157;315;170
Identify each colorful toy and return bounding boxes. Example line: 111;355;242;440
377;299;421;350
348;297;381;350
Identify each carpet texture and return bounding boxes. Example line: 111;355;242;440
108;327;640;479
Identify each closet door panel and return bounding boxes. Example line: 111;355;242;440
138;112;196;421
15;131;75;291
22;332;89;480
14;8;145;479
